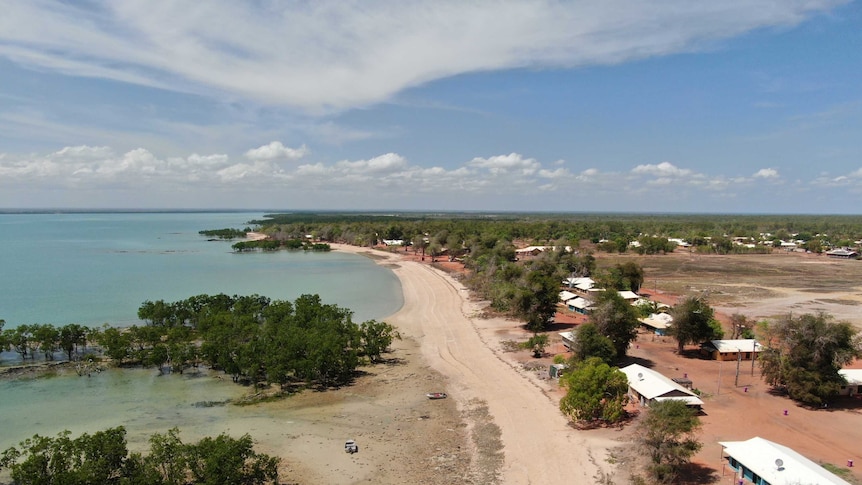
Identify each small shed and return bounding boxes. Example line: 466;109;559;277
559;331;575;350
549;363;567;379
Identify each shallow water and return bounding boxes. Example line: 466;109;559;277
0;367;244;451
0;211;403;458
0;212;402;329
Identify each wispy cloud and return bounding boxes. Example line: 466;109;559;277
0;1;847;112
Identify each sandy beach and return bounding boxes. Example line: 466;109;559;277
294;244;620;484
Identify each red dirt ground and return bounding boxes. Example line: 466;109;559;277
372;245;862;483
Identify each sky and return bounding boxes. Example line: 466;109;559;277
0;1;860;213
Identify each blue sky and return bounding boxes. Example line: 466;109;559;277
0;0;860;213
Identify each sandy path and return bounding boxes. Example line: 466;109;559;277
340;245;616;484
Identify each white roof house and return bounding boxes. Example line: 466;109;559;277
839;368;862;385
708;339;764;354
566;297;594;314
559;290;578;303
563;277;596;291
619;363;703;408
639;313;673;334
720;437;851;485
617;290;639;301
839;368;862;396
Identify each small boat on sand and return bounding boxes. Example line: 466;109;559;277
426;392;447;399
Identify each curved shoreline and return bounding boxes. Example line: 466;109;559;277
332;244;617;484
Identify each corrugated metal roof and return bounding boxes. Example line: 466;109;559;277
720;437;851;485
620;364;703;406
839;368;862;385
558;290;578;302
568;297;592;310
638;313;673;330
710;339;764;353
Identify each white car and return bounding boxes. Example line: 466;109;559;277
344;440;358;454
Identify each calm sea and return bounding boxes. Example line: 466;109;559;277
0;211;403;457
0;211;402;329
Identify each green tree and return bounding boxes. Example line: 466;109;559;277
7;324;35;360
559;357;629;424
94;326;133;363
513;260;560;332
0;427;130;485
33;324;60;361
186;433;280;485
668;296;715;354
524;333;550;358
758;312;862;406
0;319;7;353
0;427;280;485
636;400;702;483
616;261;645;292
359;320;401;363
572;323;616;364
59;323;88;361
589;290;639;358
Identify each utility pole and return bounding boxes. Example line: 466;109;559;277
751;339;756;376
735;350;742;387
717;358;722;395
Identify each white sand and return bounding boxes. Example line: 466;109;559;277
335;245;618;484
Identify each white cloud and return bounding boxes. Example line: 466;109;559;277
753;168;779;178
468;153;540;175
52;145;114;160
0;1;846;112
244;142;308;161
335;153;408;174
632;161;693;177
1;144;856;210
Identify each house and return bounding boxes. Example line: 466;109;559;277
826;248;859;259
668;238;691;248
515;246;544;257
558;290;578;305
382;239;404;246
619;363;703;408
563;276;596;293
838;368;862;396
638;313;673;336
720;437;851;485
617;290;640;302
701;339;764;361
566;297;593;315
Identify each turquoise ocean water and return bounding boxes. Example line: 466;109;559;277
0;211;403;456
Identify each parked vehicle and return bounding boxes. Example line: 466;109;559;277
426;392;447;399
345;440;358;453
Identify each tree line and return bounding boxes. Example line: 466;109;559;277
242;212;862;253
1;294;400;390
0;426;279;485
